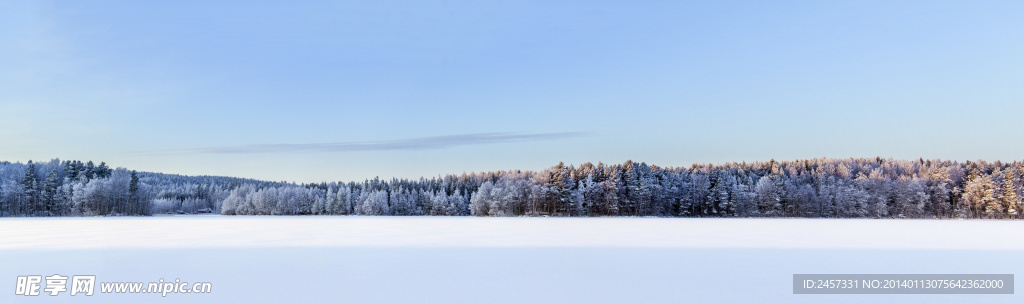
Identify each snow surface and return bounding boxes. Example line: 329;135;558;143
3;216;1024;250
2;217;1022;303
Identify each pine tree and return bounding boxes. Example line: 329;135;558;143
620;160;641;215
547;162;573;215
469;181;494;216
21;160;40;216
928;167;952;218
1002;170;1019;218
754;176;780;216
43;169;60;215
96;162;112;178
129;170;140;215
962;174;998;218
64;161;79;181
82;161;96;181
708;173;730;216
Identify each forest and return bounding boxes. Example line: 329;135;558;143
0;157;1021;219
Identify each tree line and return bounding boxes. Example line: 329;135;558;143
0;159;282;216
2;157;1022;219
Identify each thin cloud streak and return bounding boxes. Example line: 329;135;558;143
134;132;586;155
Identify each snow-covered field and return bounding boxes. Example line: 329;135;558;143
2;217;1022;303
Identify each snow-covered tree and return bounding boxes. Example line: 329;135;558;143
962;173;998;218
469;181;494;216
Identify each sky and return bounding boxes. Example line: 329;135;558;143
2;0;1023;183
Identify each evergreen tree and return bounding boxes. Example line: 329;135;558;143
96;162;112;178
82;161;96;181
754;176;780;216
129;170;140;215
547;162;572;215
708;173;730;216
43;169;60;215
1002;170;1019;218
962;174;998;218
21;160;40;215
469;181;494;216
928;167;953;218
64;161;79;181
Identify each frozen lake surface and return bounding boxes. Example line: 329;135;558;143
2;217;1022;303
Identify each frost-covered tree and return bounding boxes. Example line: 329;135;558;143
928;167;953;218
1001;170;1020;218
469;181;494;216
42;168;60;216
6;157;1024;219
359;189;389;215
21;160;40;215
754;176;781;216
962;173;998;218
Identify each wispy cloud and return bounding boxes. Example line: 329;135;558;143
134;132;586;155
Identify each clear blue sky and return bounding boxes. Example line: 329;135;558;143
2;0;1022;183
